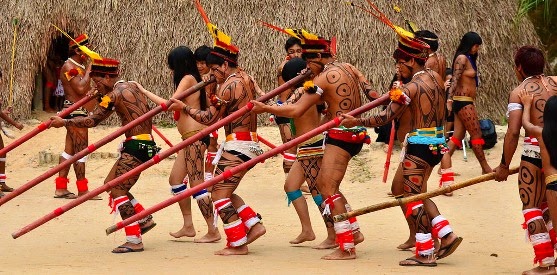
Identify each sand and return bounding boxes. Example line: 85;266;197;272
0;111;536;274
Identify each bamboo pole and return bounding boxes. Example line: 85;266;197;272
382;121;396;183
0;79;214;207
151;126;173;147
102;94;389;235
0;93;98;156
12;70;313;238
333;166;519;222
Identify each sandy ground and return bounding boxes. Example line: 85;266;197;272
0;111;536;274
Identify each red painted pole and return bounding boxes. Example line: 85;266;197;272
151;126;174;147
101;94;389;235
0;79;214;207
382;121;396;183
11;70;313;238
0;93;97;156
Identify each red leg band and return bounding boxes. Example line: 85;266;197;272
76;178;89;192
124;223;141;237
405;200;423;218
55;177;69;189
470;138;485;146
224;219;247;247
533;241;555;265
237;205;260;231
336;230;355;252
450;136;462;148
134;203;145;213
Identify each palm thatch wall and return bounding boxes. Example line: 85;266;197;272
0;0;542;125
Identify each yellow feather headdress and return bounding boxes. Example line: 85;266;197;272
260;21;336;55
194;0;239;56
51;24;102;60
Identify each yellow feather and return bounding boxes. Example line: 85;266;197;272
78;45;102;60
393;25;415;39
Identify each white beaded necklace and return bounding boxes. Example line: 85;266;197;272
68;58;85;70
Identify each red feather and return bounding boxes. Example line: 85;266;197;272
194;0;211;24
259;20;292;36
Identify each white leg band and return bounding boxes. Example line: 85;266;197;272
61;152;73;159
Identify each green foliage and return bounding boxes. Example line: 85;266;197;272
515;0;553;24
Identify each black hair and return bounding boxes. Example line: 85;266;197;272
393;49;426;66
386;73;411;91
284;37;302;52
543;96;557;169
445;68;453;77
0;68;2;78
281;58;307;88
301;52;332;60
414;30;439;52
206;47;238;68
514;46;545;77
167;46;206;109
194;45;212;62
452;32;482;67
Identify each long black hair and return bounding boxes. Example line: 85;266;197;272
543;96;557;169
167;46;206;109
452;32;482;67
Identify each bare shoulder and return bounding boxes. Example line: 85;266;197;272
179;74;198;87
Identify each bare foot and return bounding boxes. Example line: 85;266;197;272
321;249;356;260
78;191;102;200
354;231;364;245
289;230;316;244
169;225;196;238
246;223;266;245
522;266;556;275
111;242;144;253
214;245;248;255
194;231;221;243
397;239;415;251
312;237;338;250
399;255;437;266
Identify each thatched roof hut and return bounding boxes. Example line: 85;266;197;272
0;0;542;124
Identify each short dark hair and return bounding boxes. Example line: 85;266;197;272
194;45;212;62
206;47;238;68
514;46;545;77
284;37;302;52
543;96;557;169
414;30;439;52
301;52;332;60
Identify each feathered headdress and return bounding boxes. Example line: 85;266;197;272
194;0;239;64
347;1;429;60
51;24;102;60
260;21;336;56
91;58;120;76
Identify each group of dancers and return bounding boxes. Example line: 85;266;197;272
1;1;557;272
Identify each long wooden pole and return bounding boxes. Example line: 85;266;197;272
151;126;174;147
0;94;98;156
101;94;389;235
12;70;313;238
382;121;396;183
333;167;519;222
0;79;213;207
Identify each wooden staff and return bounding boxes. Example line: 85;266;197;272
101;94;389;235
256;134;285;156
382;121;396;183
8;18;19;108
0;79;214;207
151;126;173;147
0;93;98;156
12;70;314;238
333;167;519;222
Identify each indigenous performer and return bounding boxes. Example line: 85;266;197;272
265;57;337;248
274;37;303;179
171;3;265;255
194;45;219;181
520;90;557;275
252;25;373;260
55;34;99;200
415;30;446;80
0;69;24;197
439;32;492;192
50;57;158;253
133;46;220;242
342;22;462;267
494;46;557;274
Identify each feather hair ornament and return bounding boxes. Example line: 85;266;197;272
259;21;335;55
194;0;239;54
50;24;102;60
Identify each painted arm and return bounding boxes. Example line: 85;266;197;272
251;91;321;118
447;55;466;111
67;63;93;96
494;90;522;181
65;92;117;128
520;91;542;138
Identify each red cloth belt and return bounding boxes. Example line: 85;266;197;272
327;129;370;144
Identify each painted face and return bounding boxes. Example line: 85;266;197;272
209;63;227;84
196;60;209;75
287;44;303;59
91;75;109;94
395;59;412;79
305;57;324;75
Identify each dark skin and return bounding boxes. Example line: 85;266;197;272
56;49;95;198
0;102;24;195
252;54;376;260
495;68;557;274
343;58;460;266
171;61;265;256
50;77;154;253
